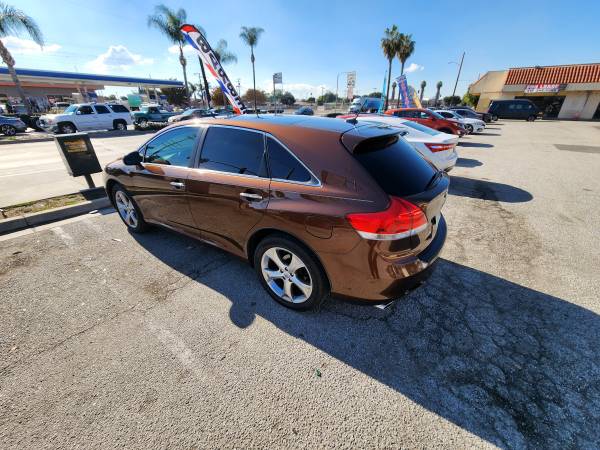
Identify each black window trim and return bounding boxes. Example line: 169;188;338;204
265;133;321;187
140;124;204;168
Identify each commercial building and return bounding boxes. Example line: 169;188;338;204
0;67;183;111
469;63;600;119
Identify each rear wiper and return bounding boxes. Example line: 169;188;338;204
426;171;441;189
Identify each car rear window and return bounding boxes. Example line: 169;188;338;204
401;120;439;136
109;104;130;113
353;135;436;196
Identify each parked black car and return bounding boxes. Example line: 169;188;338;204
450;107;494;123
488;99;540;121
294;106;314;115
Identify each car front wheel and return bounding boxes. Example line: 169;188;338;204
254;235;329;310
112;185;148;233
464;124;473;133
1;125;16;136
59;123;76;134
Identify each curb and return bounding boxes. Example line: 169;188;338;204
0;129;156;146
0;196;111;235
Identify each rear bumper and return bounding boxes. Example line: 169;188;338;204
325;215;447;302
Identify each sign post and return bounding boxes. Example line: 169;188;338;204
53;133;102;189
273;72;282;113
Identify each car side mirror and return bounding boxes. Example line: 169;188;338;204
123;151;143;166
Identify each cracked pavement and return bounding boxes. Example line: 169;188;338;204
1;121;599;449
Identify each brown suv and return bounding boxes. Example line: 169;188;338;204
104;115;448;310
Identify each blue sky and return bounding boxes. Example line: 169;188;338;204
9;0;600;99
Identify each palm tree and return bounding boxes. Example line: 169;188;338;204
148;5;190;100
396;33;415;76
419;80;426;103
391;81;397;104
381;25;399;111
0;2;43;115
213;39;237;64
239;26;264;111
434;81;443;106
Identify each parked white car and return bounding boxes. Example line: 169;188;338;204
343;114;458;172
437;110;485;134
39;103;132;134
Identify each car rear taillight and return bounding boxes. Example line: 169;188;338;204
425;143;455;152
346;197;428;240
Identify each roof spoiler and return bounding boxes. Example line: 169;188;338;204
340;123;405;154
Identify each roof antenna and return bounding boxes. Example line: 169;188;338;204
346;110;359;125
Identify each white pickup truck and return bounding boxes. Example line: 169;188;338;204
39;103;133;134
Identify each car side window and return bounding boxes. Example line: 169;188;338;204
94;105;110;114
144;127;200;166
266;137;312;183
78;106;94;115
149;107;159;114
419;112;430;119
198;127;267;177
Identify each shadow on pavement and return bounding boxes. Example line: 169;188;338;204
131;228;600;449
455;158;483;168
476;132;501;136
449;176;533;203
458;142;494;148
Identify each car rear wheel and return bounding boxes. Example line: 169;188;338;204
464;124;473;133
1;125;16;136
112;185;148;233
59;123;76;134
136;119;149;129
492;115;498;121
114;120;127;131
254;235;329;310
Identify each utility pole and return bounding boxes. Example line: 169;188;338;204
451;51;465;105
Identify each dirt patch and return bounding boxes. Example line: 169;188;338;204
1;188;106;218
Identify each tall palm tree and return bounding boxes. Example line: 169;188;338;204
239;26;264;111
148;5;190;100
391;81;397;104
434;81;443;106
419;80;426;103
381;25;399;111
213;39;237;65
0;2;43;115
396;33;415;76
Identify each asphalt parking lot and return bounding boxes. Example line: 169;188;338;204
1;120;599;449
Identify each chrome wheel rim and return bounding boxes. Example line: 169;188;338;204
117;122;126;130
261;247;313;304
63;125;75;133
115;190;138;228
2;125;16;136
139;120;149;129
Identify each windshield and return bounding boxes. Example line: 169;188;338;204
401;120;440;136
64;105;78;114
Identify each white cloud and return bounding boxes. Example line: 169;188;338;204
404;63;424;73
168;44;196;56
257;79;330;99
85;45;153;74
1;36;60;55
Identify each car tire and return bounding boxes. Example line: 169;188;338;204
527;115;536;122
1;125;17;136
113;120;127;131
58;123;76;134
136;119;149;129
254;235;329;310
112;185;148;233
464;124;473;134
492;115;498;121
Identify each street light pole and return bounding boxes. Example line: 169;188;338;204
451;51;465;105
336;71;351;112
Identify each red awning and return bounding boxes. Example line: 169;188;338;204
505;64;600;85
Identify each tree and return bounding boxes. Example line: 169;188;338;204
148;5;190;100
210;86;225;106
434;81;443;106
396;33;415;107
280;91;295;106
0;2;43;115
242;89;267;105
306;96;315;104
419;80;426;103
239;26;264;111
381;25;399;110
443;95;461;106
213;39;237;64
391;81;397;103
367;91;383;99
462;92;480;107
160;87;187;106
317;92;337;104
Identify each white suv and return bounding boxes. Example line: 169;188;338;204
39;103;133;134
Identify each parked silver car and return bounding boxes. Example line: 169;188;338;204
0;115;28;136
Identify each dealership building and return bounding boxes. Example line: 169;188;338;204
469;63;600;119
0;67;183;111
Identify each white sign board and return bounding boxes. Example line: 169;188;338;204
347;71;356;99
524;84;561;93
273;72;283;84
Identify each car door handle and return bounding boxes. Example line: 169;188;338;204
240;192;262;201
170;181;185;189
